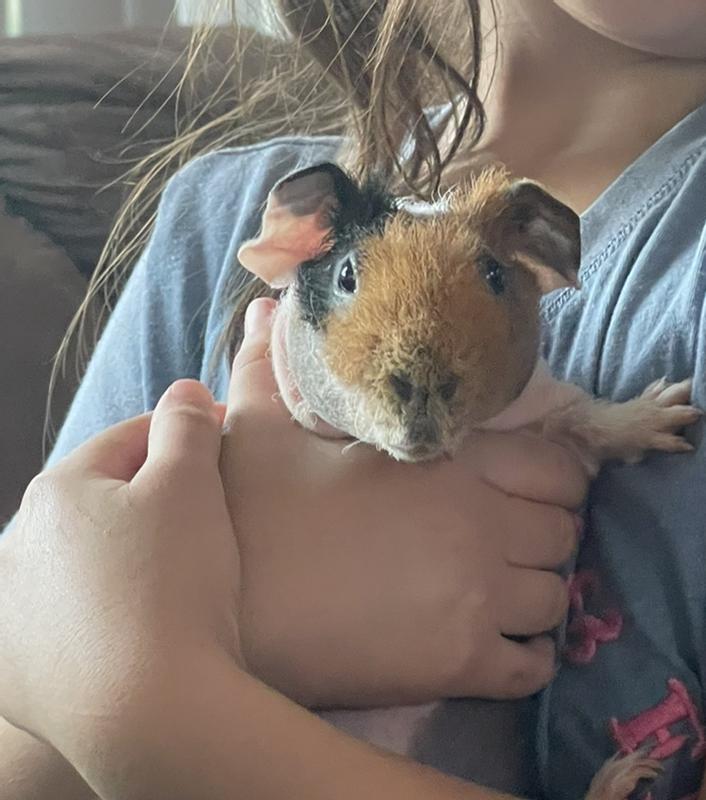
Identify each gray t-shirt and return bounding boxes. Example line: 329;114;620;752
44;101;706;799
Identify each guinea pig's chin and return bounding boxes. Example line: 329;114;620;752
381;430;465;463
384;441;454;463
386;444;440;463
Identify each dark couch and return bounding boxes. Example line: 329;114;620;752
0;26;340;524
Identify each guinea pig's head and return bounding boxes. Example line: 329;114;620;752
237;163;580;462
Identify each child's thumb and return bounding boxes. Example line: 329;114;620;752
137;379;223;483
226;298;280;415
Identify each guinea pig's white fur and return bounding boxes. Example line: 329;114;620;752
271;295;357;437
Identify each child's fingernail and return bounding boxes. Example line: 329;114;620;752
244;298;275;336
574;515;585;539
168;379;213;407
168;381;222;424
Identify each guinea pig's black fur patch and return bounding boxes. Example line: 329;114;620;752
296;173;397;329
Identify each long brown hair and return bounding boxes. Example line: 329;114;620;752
51;0;489;443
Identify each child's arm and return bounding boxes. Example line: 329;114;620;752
62;652;518;800
0;719;98;800
3;693;510;800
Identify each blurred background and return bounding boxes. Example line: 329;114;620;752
0;0;278;36
0;0;337;525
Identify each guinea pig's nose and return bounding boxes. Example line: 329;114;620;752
408;414;440;447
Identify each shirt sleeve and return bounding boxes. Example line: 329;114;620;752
43;159;216;470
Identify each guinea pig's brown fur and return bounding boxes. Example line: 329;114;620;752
324;169;543;444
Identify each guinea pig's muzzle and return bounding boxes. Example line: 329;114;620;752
385;371;460;462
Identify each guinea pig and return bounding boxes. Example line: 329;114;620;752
238;163;698;474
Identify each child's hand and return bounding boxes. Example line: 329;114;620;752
221;299;588;709
0;379;242;760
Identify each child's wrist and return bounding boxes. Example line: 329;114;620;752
58;649;250;799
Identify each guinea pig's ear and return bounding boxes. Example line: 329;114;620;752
496;181;581;294
237;163;359;288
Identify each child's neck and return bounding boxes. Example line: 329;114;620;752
446;0;706;213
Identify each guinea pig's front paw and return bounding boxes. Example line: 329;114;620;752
622;377;702;461
585;750;663;800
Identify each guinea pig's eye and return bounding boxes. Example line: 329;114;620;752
336;256;358;295
483;257;505;295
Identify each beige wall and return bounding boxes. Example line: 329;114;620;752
0;1;277;36
125;0;177;27
6;0;177;36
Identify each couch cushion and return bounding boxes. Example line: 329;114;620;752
0;29;202;277
0;27;342;278
0;202;90;525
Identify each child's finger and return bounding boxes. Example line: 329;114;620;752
471;635;557;699
135;379;223;483
226;298;285;419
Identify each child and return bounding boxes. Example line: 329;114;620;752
1;1;705;797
